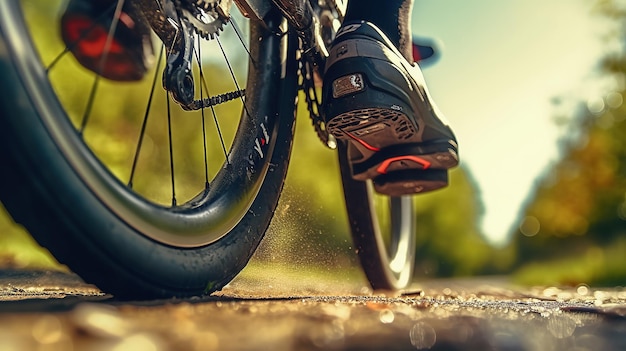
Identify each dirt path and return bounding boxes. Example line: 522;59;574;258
0;269;625;350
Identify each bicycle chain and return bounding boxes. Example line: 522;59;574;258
184;89;245;110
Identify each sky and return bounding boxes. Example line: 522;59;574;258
409;0;616;245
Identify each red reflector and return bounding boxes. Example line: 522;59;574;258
63;16;124;58
412;43;422;62
61;14;144;81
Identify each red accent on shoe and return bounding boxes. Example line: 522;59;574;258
376;155;431;174
342;129;381;152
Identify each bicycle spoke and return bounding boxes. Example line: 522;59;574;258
79;75;100;135
194;45;230;166
128;45;165;188
39;0;261;206
230;17;255;68
79;0;125;134
195;38;210;187
201;78;230;165
166;94;177;207
216;37;251;119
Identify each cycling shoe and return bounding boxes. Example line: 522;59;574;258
322;21;459;196
61;0;153;81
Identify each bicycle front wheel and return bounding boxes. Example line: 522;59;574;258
338;142;416;290
0;0;299;298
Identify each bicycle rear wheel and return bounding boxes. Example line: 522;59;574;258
0;0;298;298
338;142;416;290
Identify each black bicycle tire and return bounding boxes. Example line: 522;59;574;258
0;1;298;299
337;142;416;290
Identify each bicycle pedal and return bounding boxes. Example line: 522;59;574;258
373;169;448;196
347;140;458;181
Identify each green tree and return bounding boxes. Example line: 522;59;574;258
511;0;626;286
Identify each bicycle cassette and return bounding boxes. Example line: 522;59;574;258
178;0;231;39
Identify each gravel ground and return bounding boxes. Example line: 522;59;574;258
0;269;625;351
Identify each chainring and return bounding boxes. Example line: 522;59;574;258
178;0;230;39
299;0;345;148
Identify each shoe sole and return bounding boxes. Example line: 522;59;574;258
327;107;458;182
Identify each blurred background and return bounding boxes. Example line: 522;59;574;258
1;0;625;288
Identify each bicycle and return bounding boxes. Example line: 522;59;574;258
0;0;435;299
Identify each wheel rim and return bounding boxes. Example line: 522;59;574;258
369;183;416;288
3;0;286;247
338;142;416;290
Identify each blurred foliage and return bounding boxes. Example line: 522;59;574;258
510;0;626;286
0;204;61;270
